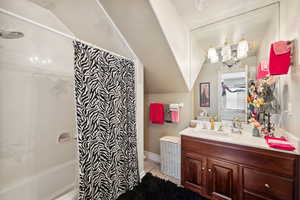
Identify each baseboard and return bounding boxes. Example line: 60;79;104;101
52;186;76;200
139;170;146;180
144;151;160;163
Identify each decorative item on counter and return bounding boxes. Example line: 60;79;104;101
252;126;260;137
231;117;243;134
189;122;197;128
210;116;217;130
203;122;208;129
249;118;261;137
217;124;223;132
199;109;208;117
247;76;280;136
197;108;210;120
261;122;275;137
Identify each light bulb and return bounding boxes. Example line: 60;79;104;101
207;47;218;63
237;40;249;59
221;44;232;62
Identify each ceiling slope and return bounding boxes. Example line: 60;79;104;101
148;0;190;90
99;0;189;93
2;0;134;59
29;0;134;59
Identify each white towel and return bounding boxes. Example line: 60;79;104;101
169;104;179;111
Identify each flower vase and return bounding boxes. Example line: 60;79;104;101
252;126;260;137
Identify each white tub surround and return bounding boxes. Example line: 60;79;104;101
179;127;300;155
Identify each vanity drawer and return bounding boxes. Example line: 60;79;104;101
243;168;294;200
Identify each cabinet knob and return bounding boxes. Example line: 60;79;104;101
208;168;212;172
265;184;270;189
201;167;205;171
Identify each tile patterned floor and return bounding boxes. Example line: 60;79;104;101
144;159;180;185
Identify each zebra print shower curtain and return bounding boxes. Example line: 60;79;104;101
73;41;139;200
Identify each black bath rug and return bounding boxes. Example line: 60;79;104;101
117;173;207;200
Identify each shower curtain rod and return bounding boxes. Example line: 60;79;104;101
0;8;132;60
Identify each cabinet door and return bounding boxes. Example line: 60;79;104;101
207;158;238;200
182;153;207;195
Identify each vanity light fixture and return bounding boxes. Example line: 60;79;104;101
237;39;249;59
221;42;232;62
207;47;219;63
207;40;250;67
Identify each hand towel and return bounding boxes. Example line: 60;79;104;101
164;104;172;123
171;111;180;123
265;136;295;151
269;43;291;75
257;60;269;80
169;104;179;111
273;41;291;55
149;103;164;124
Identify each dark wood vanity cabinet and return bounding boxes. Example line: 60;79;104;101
207;158;238;199
181;136;300;200
182;153;207;195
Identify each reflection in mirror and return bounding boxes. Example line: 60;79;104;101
219;71;247;121
192;3;280;126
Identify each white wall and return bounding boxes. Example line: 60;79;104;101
144;92;193;155
190;34;206;90
278;0;300;138
149;0;191;90
257;14;279;62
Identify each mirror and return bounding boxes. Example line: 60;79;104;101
219;70;247;121
192;3;280;122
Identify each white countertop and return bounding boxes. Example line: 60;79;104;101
180;127;300;155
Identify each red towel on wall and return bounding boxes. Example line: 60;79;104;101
269;43;291;75
149;103;164;124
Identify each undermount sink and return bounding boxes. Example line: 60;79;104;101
191;128;231;137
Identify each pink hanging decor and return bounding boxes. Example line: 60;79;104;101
257;60;269;80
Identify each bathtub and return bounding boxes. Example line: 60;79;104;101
55;190;77;200
0;160;76;200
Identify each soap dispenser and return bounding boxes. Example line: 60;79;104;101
210;117;216;130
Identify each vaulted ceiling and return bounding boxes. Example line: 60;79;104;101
99;0;189;93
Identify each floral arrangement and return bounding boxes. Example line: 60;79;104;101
247;76;280;136
249;118;261;128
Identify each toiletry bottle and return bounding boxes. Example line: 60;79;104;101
210;117;215;130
